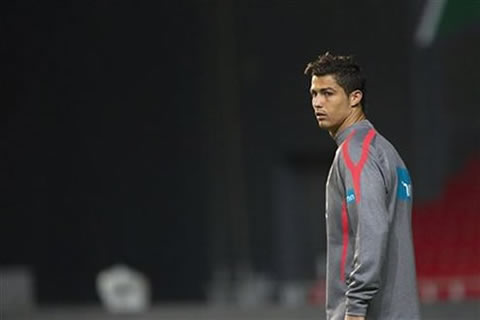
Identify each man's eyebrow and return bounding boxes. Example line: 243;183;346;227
311;87;336;92
320;87;336;91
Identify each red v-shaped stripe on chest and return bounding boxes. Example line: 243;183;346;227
341;128;377;203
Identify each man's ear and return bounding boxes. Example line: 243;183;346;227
349;90;363;107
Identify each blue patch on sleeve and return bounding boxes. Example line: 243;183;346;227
346;188;356;203
397;167;412;200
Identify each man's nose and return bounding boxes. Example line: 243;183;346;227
312;96;323;109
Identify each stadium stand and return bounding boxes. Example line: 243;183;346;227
413;155;480;302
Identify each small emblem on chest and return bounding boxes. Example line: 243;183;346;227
346;188;356;204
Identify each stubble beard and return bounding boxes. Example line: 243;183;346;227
317;119;331;131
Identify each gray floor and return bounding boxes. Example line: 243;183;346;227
6;302;480;320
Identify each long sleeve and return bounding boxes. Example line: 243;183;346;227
341;140;390;316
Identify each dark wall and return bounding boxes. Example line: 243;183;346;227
6;1;209;302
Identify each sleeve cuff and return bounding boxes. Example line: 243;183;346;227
345;298;368;317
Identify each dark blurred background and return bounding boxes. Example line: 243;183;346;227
4;0;480;316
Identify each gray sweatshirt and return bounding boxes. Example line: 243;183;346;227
325;120;420;320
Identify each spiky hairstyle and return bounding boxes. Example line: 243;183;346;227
304;52;367;110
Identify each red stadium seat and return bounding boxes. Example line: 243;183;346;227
413;155;480;302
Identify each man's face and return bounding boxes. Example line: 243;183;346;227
310;74;353;135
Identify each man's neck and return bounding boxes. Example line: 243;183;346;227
329;110;366;138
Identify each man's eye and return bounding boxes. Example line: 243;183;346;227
324;92;332;96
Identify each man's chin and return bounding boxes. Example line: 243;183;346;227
317;121;330;130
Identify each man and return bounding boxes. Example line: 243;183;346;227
304;53;420;320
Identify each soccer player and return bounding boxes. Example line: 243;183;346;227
304;53;421;320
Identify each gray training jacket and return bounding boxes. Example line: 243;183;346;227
325;120;420;320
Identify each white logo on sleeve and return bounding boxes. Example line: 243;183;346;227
401;181;412;198
397;167;412;200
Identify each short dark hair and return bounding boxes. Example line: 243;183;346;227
304;52;367;110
